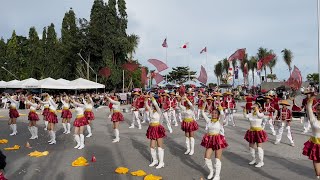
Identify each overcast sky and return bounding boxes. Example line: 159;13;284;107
0;0;318;84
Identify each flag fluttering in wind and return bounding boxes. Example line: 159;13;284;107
154;73;164;84
148;59;168;72
197;65;208;84
286;65;302;90
122;62;139;72
99;67;111;78
234;66;239;79
180;42;189;49
257;60;263;71
200;47;207;54
260;54;276;65
228;48;246;61
141;67;148;86
162;38;168;48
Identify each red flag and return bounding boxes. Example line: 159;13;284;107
200;47;207;54
180;42;189;49
122;62;139;72
179;85;186;95
257;60;263;71
141;67;148;86
154;73;164;84
148;59;168;72
260;54;276;65
162;38;168;48
228;48;246;61
286;66;302;90
197;65;208;84
99;67;111;78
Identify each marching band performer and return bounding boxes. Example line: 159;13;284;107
61;96;72;134
161;93;174;133
244;93;254;114
25;98;40;139
205;96;215;130
106;95;124;143
223;92;236;126
42;104;50;130
302;96;320;179
142;93;151;123
244;103;268;168
262;96;276;136
83;95;95;137
274;100;294;146
196;92;205;121
145;94;166;169
175;94;183;123
179;95;199;156
73;107;89;149
169;92;178;126
201;102;227;180
301;91;316;134
6;94;19;136
130;92;142;129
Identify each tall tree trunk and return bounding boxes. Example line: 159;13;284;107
264;66;267;82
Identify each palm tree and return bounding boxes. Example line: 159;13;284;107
249;56;257;86
127;34;140;61
240;53;249;86
222;58;229;74
214;61;223;85
281;48;293;75
257;47;268;82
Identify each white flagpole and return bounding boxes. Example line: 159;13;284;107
165;37;168;83
317;0;320;93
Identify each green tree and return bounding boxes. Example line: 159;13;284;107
45;23;60;78
0;38;7;80
267;74;277;81
5;30;20;80
257;47;268;82
222;58;229;74
26;27;42;79
249;56;257;86
307;73;319;83
166;66;196;84
214;61;223;85
282;48;293;75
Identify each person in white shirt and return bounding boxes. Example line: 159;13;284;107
106;95;124;143
201;103;227;180
5;94;19;136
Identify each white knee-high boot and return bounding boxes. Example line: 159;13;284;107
28;126;34;139
189;137;195;155
249;147;256;165
78;134;85;149
205;158;214;179
10;124;17;136
184;137;190;154
213;158;221;180
112;129;120;143
156;147;165;169
48;131;53;142
86;125;92;137
44;121;48;130
149;148;158;167
255;147;264;168
66;123;71;134
32;126;38;139
74;134;80;148
62;123;67;134
49;131;56;144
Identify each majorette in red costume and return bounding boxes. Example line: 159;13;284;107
222;92;236;126
244;93;254;113
301;91;317;134
130;92;142;129
262;96;276;136
274;100;294;146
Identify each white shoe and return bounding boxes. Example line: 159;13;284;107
155;147;165;169
156;162;165;169
78;134;85;149
44;128;47;131
138;125;142;130
168;126;173;133
141;120;146;123
66;130;70;134
184;138;190;154
290;142;295;147
74;135;80;148
174;123;178;127
149;160;158;167
205;158;214;179
49;140;56;145
274;141;280;145
255;162;264;168
301;130;308;134
189;137;195;155
249;160;256;165
112;138;120;143
129;124;135;128
272;132;276;136
86;133;92;138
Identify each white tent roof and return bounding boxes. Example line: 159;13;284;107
69;78;105;89
0;81;7;88
57;78;71;84
5;80;21;88
9;78;39;88
38;77;74;89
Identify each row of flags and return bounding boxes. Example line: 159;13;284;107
162;38;207;54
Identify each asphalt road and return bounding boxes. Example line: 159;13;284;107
0;103;316;180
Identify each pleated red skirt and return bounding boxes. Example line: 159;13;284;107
47;112;58;124
201;134;228;150
146;124;166;140
111;112;124;122
9;109;19;118
302;140;320;161
84;110;95;121
73;116;89;127
244;130;268;143
61;109;72;119
28;111;39;121
181;120;199;132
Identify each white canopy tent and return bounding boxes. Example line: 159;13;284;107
38;77;74;89
5;80;21;88
69;78;105;89
0;81;7;88
9;78;39;89
57;78;71;85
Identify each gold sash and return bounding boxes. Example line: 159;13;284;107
250;127;263;131
310;137;320;144
150;122;160;127
183;118;194;123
